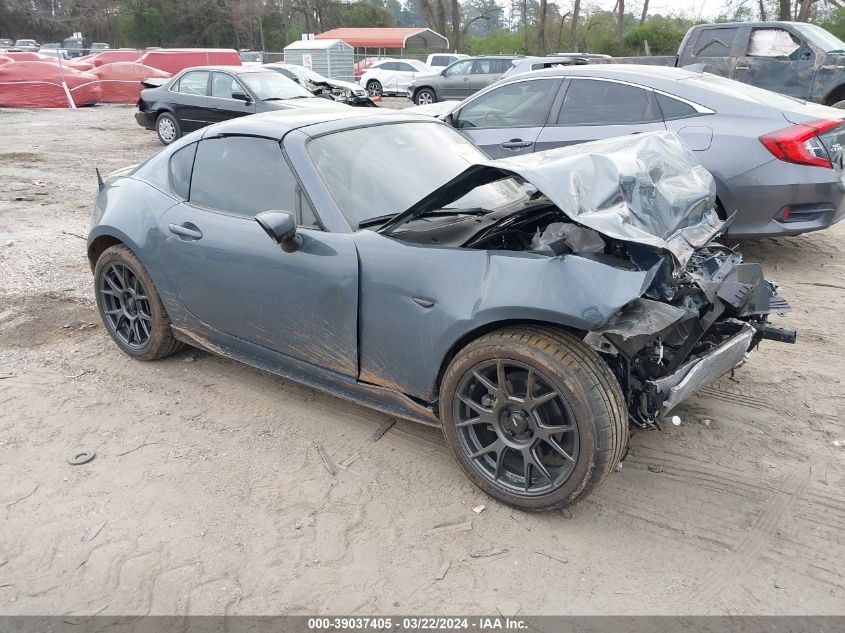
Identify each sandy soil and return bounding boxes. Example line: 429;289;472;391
0;104;843;617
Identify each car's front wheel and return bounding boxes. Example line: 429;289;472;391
155;112;181;145
94;245;184;361
440;327;627;511
366;80;383;98
414;88;437;106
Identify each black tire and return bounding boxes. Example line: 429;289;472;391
94;244;184;361
155;111;181;145
440;326;627;511
366;80;383;98
414;88;437;106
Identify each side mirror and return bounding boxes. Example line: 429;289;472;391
256;211;300;252
232;91;251;103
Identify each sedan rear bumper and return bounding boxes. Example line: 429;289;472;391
135;111;156;131
723;160;845;238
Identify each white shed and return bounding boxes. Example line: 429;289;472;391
283;39;355;82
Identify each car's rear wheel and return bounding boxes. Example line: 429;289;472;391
156;112;180;145
414;88;437;106
440;327;627;511
366;80;383;98
94;245;184;361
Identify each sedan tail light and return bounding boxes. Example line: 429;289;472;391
759;119;843;168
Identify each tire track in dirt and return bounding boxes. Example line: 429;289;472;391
690;464;811;609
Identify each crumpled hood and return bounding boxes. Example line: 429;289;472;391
319;77;364;92
385;131;722;266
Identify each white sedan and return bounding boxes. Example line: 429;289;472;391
359;59;432;97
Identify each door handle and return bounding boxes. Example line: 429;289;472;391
500;139;532;149
168;223;203;240
735;64;750;71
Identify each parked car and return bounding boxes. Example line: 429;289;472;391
601;21;845;107
426;52;469;68
413;65;845;238
14;39;39;52
239;50;263;66
353;56;387;82
88;109;793;510
263;62;375;106
406;56;520;105
0;39;13;48
359;58;432;97
91;42;110;51
503;55;587;78
134;65;347;144
62;36;86;58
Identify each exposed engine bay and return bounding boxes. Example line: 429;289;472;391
397;202;794;427
387;128;796;428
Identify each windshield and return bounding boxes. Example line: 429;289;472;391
240;52;262;62
238;71;313;100
306;122;528;228
16;40;36;46
793;23;845;52
680;72;805;107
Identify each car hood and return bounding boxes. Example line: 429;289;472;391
315;77;362;92
383;131;722;266
411;71;441;82
405;101;459;118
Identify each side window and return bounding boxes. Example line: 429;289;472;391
431;56;447;66
379;61;398;71
190;137;298;218
396;62;416;72
175;71;209;96
445;60;472;76
556;79;659;125
693;27;739;58
299;191;320;229
472;60;493;74
493;59;513;73
655;93;698;120
168;142;197;200
747;28;803;59
455;79;559;129
210;72;241;99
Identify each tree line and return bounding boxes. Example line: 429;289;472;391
2;0;845;56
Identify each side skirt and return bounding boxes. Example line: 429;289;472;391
171;325;441;428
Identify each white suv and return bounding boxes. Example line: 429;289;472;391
359;59;432;97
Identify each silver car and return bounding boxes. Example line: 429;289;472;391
418;65;845;238
406;56;520;105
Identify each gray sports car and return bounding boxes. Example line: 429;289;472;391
88;109;794;510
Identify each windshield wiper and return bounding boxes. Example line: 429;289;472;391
357;214;398;229
423;207;489;217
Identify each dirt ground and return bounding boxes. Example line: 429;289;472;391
0;104;843;617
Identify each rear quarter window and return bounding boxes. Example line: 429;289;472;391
655;93;698;120
168;142;197;200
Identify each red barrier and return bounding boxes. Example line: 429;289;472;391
0;61;100;107
90;62;171;103
91;50;144;67
137;49;241;74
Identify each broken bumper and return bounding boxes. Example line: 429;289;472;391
649;324;755;417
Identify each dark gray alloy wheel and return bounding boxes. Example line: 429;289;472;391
440;327;628;511
94;245;184;361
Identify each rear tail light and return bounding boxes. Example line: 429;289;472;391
759;119;842;168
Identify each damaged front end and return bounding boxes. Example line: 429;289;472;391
385;131;796;426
